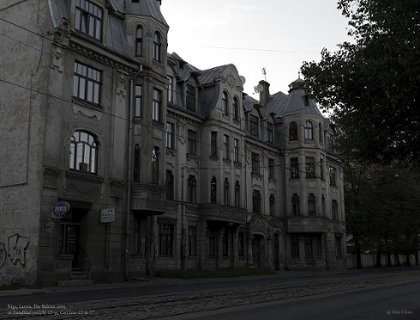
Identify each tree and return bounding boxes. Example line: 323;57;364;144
301;0;420;163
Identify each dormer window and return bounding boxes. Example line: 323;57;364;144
153;32;161;62
222;92;228;116
250;115;259;137
233;97;239;121
75;0;103;41
136;26;143;56
267;122;274;143
186;84;196;111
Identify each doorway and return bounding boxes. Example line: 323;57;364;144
252;234;265;268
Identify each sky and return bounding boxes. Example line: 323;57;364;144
161;0;351;96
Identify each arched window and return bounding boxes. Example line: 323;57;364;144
188;175;196;203
153;32;161;62
136;26;142;56
304;120;314;140
166;170;174;200
308;193;316;215
233;97;239;120
69;130;98;174
252;190;261;213
222;91;228;116
133;144;140;182
289;121;297;141
210;177;217;204
234;181;240;208
224;178;229;206
151;146;160;184
292;194;300;215
319;123;323;143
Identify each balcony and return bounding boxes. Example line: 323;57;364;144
200;204;247;224
287;216;329;233
131;183;168;214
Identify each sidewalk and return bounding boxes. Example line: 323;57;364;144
1;266;419;298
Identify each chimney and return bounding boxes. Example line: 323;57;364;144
259;80;270;106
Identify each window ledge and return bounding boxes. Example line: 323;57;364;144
66;170;104;183
72;97;103;112
209;155;219;161
251;172;262;178
233;161;242;168
187;153;199;161
223;158;231;164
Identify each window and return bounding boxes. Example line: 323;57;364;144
269;194;275;216
329;166;337;186
233;97;239;120
153;32;161;62
208;230;216;257
224;178;229;206
234;181;240;208
134;217;145;255
292;194;300;215
187;175;196;203
167;76;174;103
332;200;339;220
252;190;261;213
73;61;101;105
133;144;140;182
308;193;316;215
152;89;161;121
187;130;197;155
321;195;326;216
188;226;197;256
222;91;228;116
186;84;196;111
305;236;322;258
327;133;335;152
166;122;174;149
75;0;103;41
233;138;239;163
223;230;231;256
159;223;174;256
210;132;218;157
267;122;274;143
320;159;325;180
251;152;260;174
210;177;217;204
268;158;275;179
136;26;142;56
304;120;314;140
166;170;174;200
305;157;316;178
335;234;343;259
289;121;297;141
223;135;230;160
134;85;142;117
69;130;97;173
151;147;159;184
250;115;259;137
304;237;313;258
290;157;299;179
291;236;300;259
238;231;245;257
319;123;323;143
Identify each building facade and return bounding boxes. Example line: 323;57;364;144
0;0;345;287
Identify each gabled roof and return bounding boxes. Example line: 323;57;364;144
109;0;169;27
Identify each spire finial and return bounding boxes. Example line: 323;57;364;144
298;71;301;79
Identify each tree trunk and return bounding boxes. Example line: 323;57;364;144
376;251;381;267
395;251;402;267
355;240;362;268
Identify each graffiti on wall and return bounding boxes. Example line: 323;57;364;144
7;233;30;267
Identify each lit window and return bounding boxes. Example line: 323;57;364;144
153;32;161;62
304;120;314;140
73;61;101;105
75;0;103;41
69;130;98;174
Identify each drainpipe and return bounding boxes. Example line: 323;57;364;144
124;64;143;281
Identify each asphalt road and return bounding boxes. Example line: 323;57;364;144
190;281;420;320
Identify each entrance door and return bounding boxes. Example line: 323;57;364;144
65;224;81;269
252;235;264;268
274;233;280;270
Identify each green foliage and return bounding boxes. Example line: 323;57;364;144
301;0;420;163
